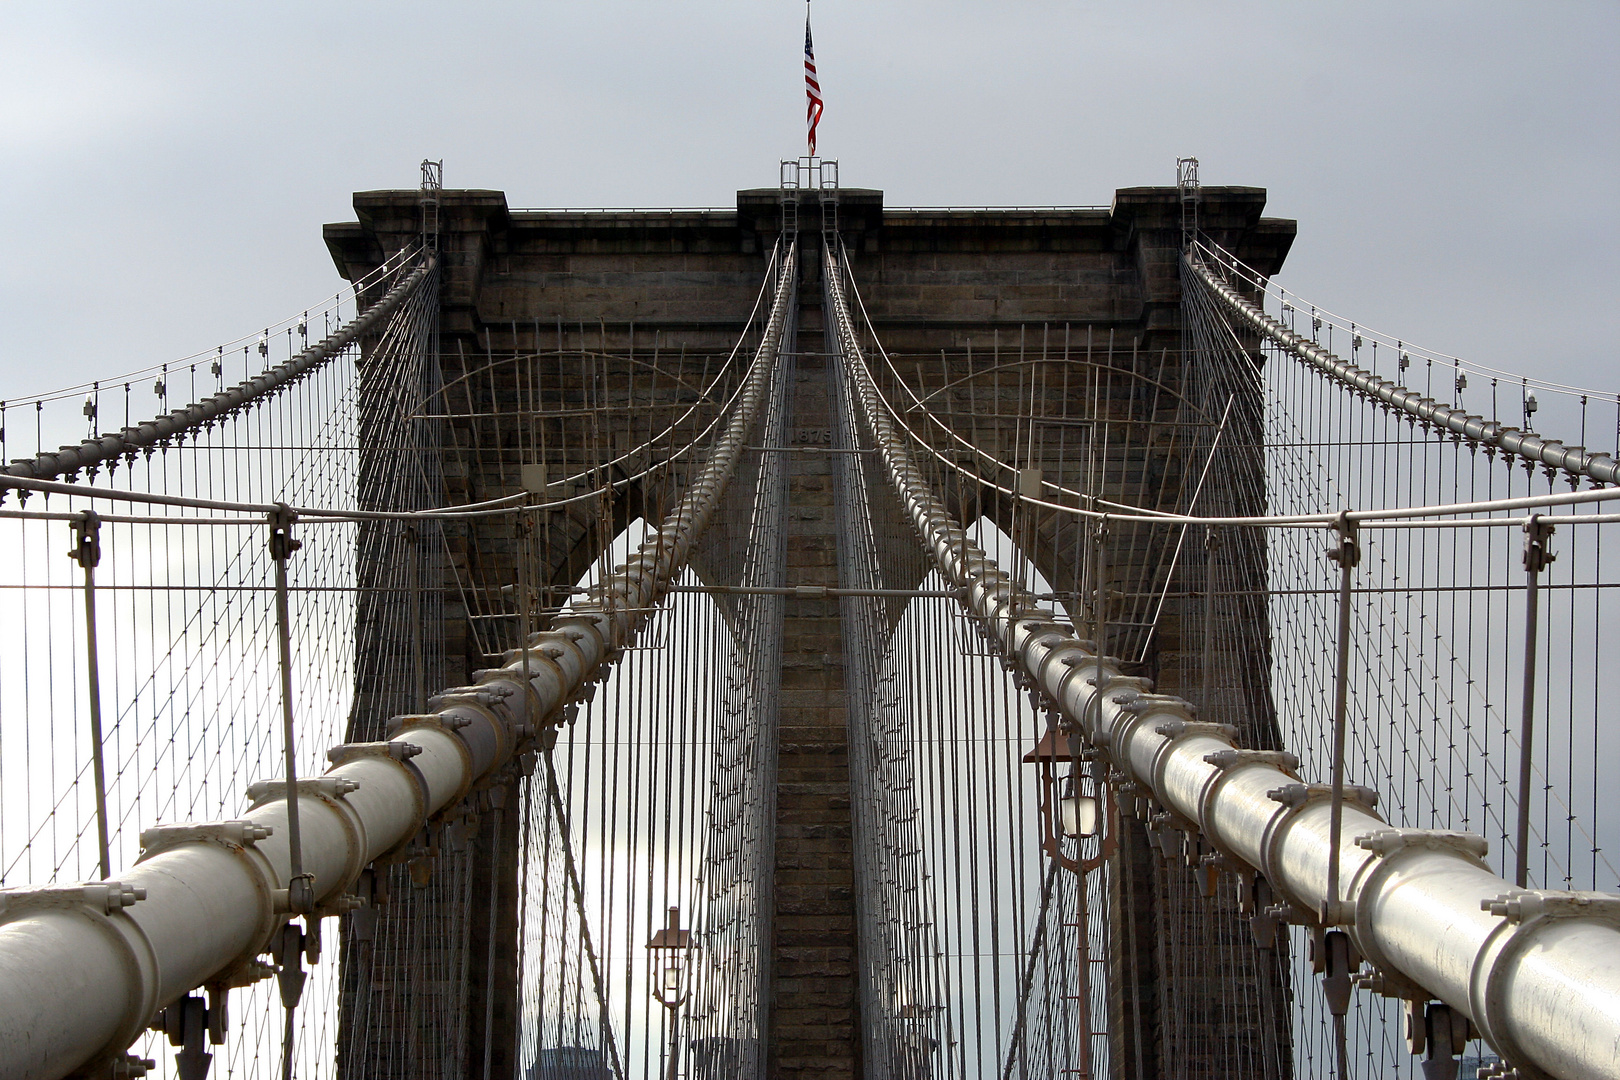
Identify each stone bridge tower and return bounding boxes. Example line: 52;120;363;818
325;180;1295;1079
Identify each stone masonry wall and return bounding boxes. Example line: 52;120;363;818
769;254;863;1074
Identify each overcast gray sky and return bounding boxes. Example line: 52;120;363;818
2;1;1615;405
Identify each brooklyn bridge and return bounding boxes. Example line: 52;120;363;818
0;160;1616;1080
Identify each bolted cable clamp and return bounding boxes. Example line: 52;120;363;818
222;959;275;988
346;869;383;941
0;881;146;921
1353;964;1425;1003
267;504;301;562
1238;870;1262;915
1204;748;1299;773
1115;692;1196;717
314;892;367;919
69;510;102;568
1146;810;1198;862
429;686;509;711
269;920;312;1008
1522;515;1556;575
386;713;472;736
1197;850;1244;898
105;1053;157;1079
327;740;423;765
1353;827;1486;861
1246;874;1315;946
244;776;359;809
1270;782;1379;812
1480;887;1620;926
275;873;316;916
139;820;273;862
1326;512;1360;569
1317;928;1359;1015
1153;718;1234;741
149;992;217;1080
1414;1001;1472;1077
326;742;431;868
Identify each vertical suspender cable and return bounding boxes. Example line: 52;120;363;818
410;523;426;714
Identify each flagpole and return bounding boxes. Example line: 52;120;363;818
804;0;821;159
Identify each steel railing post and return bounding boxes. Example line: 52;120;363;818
408;522;426;713
1202;525;1219;710
269;505;312;915
1325;510;1360;924
69;510;112;882
1516;515;1556;888
1091;514;1109;684
268;503;313;1080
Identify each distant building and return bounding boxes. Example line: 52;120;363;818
525;1046;611;1080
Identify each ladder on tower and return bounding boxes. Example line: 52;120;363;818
1176;155;1199;252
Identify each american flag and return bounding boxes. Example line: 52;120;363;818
805;14;823;156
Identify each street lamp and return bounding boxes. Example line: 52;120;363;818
647;905;691;1080
1024;726;1081;864
1022;725;1111;1080
647;905;691;1006
1058;775;1099;839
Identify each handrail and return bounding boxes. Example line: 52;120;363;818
1186;252;1620;486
